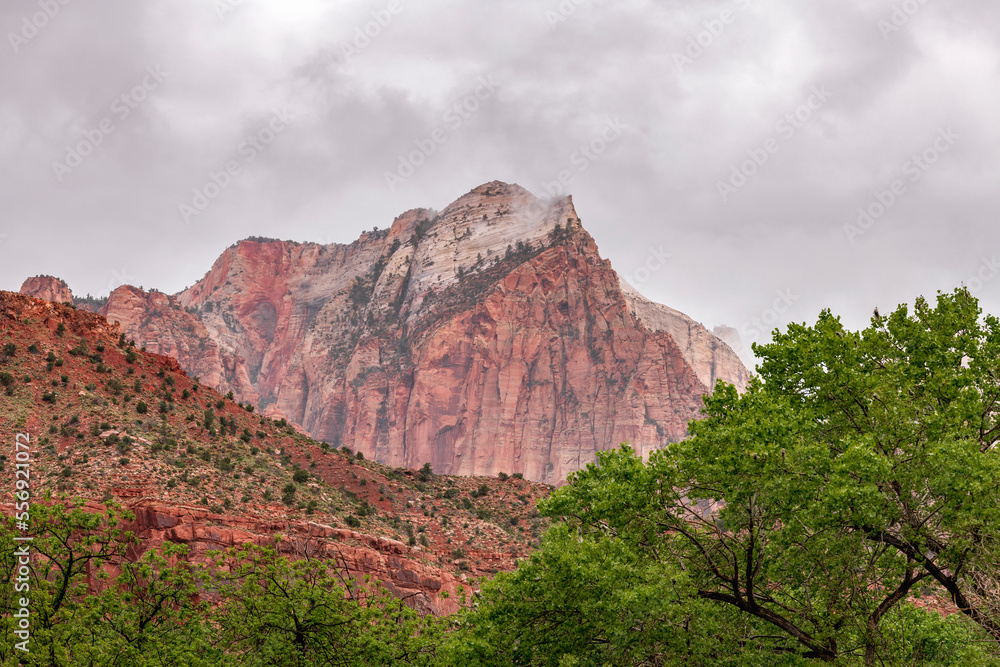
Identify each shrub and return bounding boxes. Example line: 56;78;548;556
42;391;56;404
118;457;130;465
0;372;14;387
292;470;309;483
443;488;459;499
418;462;434;482
345;515;361;528
2;342;16;357
135;401;148;414
497;471;509;481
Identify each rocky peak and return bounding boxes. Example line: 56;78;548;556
20;275;73;304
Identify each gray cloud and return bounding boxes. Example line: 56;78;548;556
2;0;998;359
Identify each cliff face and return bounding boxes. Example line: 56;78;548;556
23;182;748;483
101;286;230;391
620;280;750;393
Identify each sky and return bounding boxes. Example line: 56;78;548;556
2;0;998;367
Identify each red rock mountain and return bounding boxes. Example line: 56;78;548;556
20;182;748;483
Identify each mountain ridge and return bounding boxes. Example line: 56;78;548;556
20;182;748;483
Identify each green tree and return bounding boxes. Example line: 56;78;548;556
207;541;441;665
538;288;1000;665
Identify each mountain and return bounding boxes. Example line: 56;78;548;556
19;181;748;483
0;291;552;614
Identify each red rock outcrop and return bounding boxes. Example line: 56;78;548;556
100;285;229;391
25;182;749;483
124;501;467;615
20;275;73;304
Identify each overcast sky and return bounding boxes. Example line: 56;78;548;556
2;0;998;364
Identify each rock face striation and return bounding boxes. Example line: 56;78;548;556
22;182;748;483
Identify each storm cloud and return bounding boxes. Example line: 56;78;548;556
2;0;998;366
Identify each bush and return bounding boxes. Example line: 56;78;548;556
418;462;434;482
345;515;361;528
0;372;14;387
292;470;309;484
497;471;509;481
2;342;16;357
135;401;148;414
119;457;130;465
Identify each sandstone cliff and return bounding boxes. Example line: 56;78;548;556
20;275;73;304
20;182;749;483
620;280;750;393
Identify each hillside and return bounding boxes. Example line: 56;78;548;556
0;291;551;614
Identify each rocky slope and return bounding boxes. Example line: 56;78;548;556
0;291;551;614
19;182;749;483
